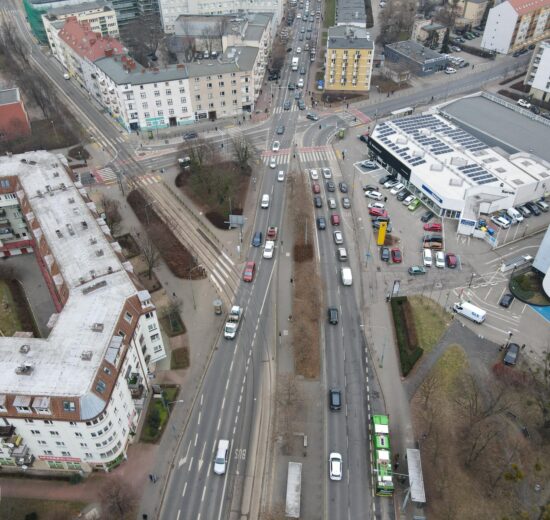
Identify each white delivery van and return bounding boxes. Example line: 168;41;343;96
214;439;230;475
453;302;486;324
341;267;352;286
261;194;270;208
423;248;433;267
507;207;523;223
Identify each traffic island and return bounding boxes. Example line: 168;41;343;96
509;269;550;306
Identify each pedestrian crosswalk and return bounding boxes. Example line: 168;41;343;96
298;148;337;163
94;166;118;184
128;173;163;189
260;153;291;166
338;108;371;127
273;105;302;114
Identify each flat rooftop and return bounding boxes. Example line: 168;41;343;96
440;94;550;163
0;151;141;404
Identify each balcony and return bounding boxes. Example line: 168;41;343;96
127;373;145;399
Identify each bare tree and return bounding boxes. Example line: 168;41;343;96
463;419;499;468
99;481;137;520
100;195;123;236
417;370;442;409
138;232;161;279
376;0;416;46
433;0;462;27
122;13;164;64
232;137;253;174
527;349;550;436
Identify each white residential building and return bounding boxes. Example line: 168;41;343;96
0;151;167;473
481;0;550;55
525;40;550;102
158;0;282;34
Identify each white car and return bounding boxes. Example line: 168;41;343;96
310;168;319;180
403;195;415;206
365;190;383;201
322;168;332;179
517;99;532;109
298;78;304;88
384;179;400;189
368;202;385;210
333;230;343;244
445;67;457;74
263;240;275;258
296;47;302;54
277;170;285;182
328;198;337;209
269;157;277;169
63;73;70;80
329;452;343;481
390;183;404;195
435;251;445;268
272;141;281;152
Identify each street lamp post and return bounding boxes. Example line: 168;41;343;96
505;331;513;349
468;272;476;288
188;263;204;310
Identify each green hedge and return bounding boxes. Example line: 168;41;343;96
390;297;423;376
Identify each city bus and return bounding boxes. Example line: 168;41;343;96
390;106;414;118
371;414;394;497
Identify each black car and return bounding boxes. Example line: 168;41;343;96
276;125;285;135
283;100;291;110
379;174;395;185
380;247;390;262
396;190;409;201
329;388;342;410
314;195;322;208
503;343;520;366
288;82;296;90
328;307;339;324
287;47;293;52
363;184;377;192
300;67;306;75
531;105;541;115
252;231;263;247
421;211;434;223
499;293;514;308
317;217;326;230
184;131;198;140
525;201;541;216
306;113;319;121
339;182;348;193
326;181;336;192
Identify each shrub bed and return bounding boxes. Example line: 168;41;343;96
390;296;423;376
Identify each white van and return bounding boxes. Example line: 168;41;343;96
453;302;486;324
214;439;229;475
507;207;523;223
423;248;433;267
261;194;270;208
341;267;352;286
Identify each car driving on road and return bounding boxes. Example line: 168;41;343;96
329;452;343;481
242;261;256;282
272;141;281;152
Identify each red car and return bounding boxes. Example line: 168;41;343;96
369;207;388;218
391;248;402;263
243;261;256;282
423;222;442;232
312;183;321;194
445;253;457;268
331;213;341;226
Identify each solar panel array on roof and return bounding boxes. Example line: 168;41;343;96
457;164;497;185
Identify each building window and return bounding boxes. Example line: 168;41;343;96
141;92;146;99
195;95;201;101
55;441;65;447
180;97;187;104
30;429;41;435
150;333;160;341
167;99;173;105
75;432;83;438
49;431;60;436
96;380;107;394
61;451;71;457
156;100;162;107
154;90;160;97
148;324;157;332
43;420;53;425
63;401;76;412
145;312;153;319
24;419;34;423
166;89;172;95
103;366;111;375
142;102;148;109
179;87;186;93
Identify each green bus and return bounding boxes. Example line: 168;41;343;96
371;414;394;497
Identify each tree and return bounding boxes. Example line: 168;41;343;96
122;13;164;65
463;419;499;468
100;195;123;236
441;28;451;54
417;370;442;409
100;481;137;520
138;232;161;279
376;0;417;46
232;137;253;174
527;349;550;436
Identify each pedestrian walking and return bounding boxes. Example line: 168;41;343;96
384;196;388;202
149;474;154;482
521;344;526;350
290;278;294;284
288;314;292;321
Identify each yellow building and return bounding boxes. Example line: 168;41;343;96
324;25;374;92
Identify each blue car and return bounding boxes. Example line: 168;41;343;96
252;231;263;247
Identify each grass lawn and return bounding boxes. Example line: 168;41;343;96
431;343;468;393
323;0;335;27
140;386;180;443
408;295;452;353
0;497;86;520
0;280;24;336
171;347;190;369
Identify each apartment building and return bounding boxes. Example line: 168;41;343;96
0;88;32;143
481;0;550;54
42;0;120;58
411;19;447;46
0;151;167;473
524;40;550;101
159;0;282;34
324;25;374;92
455;0;488;28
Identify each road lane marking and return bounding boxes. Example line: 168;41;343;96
221;396;226;410
182;483;187;497
201;486;207;502
197;411;201;424
194;433;198;447
189;456;194;472
217;417;222;431
179;442;191;467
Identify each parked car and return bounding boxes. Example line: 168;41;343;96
379;174;395;185
424;222;442;232
525;201;541;216
408;199;421;211
402;194;415;206
435;251;445;268
421;211;435;223
368;202;385;210
408;265;426;275
445;67;457;74
391;248;402;263
503;343;520;366
369;207;388;218
365;190;383;201
396;190;409;202
373;221;392;232
380;246;390;262
359;160;379;170
384;179;400;189
339;182;349;193
499;293;515;308
390;183;404;195
242;261;256;282
517;99;532;109
445;253;458;268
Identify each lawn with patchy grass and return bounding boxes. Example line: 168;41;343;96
171;347;190;369
140;386;180;443
408;295;452;353
0;497;86;520
430;343;468;392
324;0;335;27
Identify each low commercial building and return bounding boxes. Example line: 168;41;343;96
365;102;550;230
524;40;550;102
384;40;447;76
324;25;374;92
0;150;167;472
0;88;32;143
336;0;367;27
481;0;550;55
